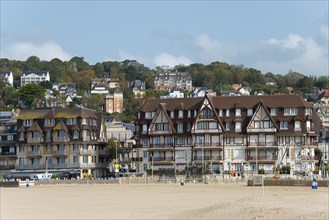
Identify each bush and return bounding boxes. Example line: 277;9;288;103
258;169;265;174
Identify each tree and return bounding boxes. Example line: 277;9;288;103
106;138;122;163
17;83;46;108
39;81;53;89
1;86;17;108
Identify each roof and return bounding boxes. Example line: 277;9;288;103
139;94;312;112
18;107;97;120
22;71;49;76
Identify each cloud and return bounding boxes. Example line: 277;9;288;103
1;40;71;61
118;50;145;63
153;52;192;67
192;31;328;76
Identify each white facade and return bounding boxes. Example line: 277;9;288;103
21;71;50;86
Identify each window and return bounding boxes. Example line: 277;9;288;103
271;108;277;116
226;109;230;117
235;122;242;132
294;121;301;131
226;122;230;131
170;111;174;118
19;144;24;152
153;137;160;144
305;108;312;116
186;123;190;131
23;120;33;127
81;118;87;125
177;136;184;145
73;130;79;139
46;144;52;152
165;136;173;144
73;144;79;151
247;109;253;116
72;155;78;163
219;109;223;117
142;124;147;132
19;132;24;140
32;132;39;139
197;122;207;129
235;109;241;117
19;157;24;166
58;131;65;138
280;121;288;130
284;108;298;116
209;122;218;129
255;121;260;128
187;110;191;118
83;156;88;163
59;157;65;164
142;139;148;145
145;112;152;119
178;110;183;118
143;151;148;158
177;123;183;133
264;121;270;128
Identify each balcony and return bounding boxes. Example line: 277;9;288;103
151;157;174;162
193;155;222;161
194;142;222;149
52;150;67;157
82;136;91;141
247;155;278;161
132;157;143;162
49;163;68;169
16;164;44;169
121;158;131;163
80;149;94;155
27;137;43;143
0;165;15;170
80;163;96;168
53;136;70;143
300;155;318;161
0;152;17;158
248;142;278;147
149;144;173;149
99;149;108;156
198;115;215;120
27;151;42;158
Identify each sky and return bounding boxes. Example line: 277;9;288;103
0;0;328;76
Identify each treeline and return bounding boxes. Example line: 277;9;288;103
0;56;328;122
1;56;328;93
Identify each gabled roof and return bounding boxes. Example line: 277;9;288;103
149;103;176;134
53;120;69;132
27;121;44;136
22;71;49;76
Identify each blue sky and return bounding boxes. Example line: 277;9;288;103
1;1;328;76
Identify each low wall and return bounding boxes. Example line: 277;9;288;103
247;179;329;187
0;181;19;187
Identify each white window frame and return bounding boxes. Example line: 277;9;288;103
247;109;253;116
235;109;241;117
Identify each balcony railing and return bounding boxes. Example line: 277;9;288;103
248;142;277;146
198;115;214;119
52;150;67;156
194;142;222;148
301;156;318;161
16;164;44;169
53;136;69;143
151;157;174;162
27;151;41;157
49;163;68;169
247;155;278;161
27;137;43;143
0;152;16;157
80;163;96;168
193;156;222;161
0;165;15;170
80;149;94;154
132;157;143;162
149;144;173;148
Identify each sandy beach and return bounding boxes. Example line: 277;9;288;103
1;183;328;219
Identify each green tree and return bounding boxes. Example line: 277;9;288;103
106;138;121;162
2;86;17;109
17;83;46;108
39;81;53;89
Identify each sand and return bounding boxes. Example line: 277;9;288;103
0;183;328;219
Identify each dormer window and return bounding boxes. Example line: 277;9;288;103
187;110;191;118
247;109;253;116
305;108;312;116
226;109;230;117
284;108;298;116
271;108;277;116
235;109;241;117
178;110;183;118
145;112;152;119
219;109;223;117
170;111;174;118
